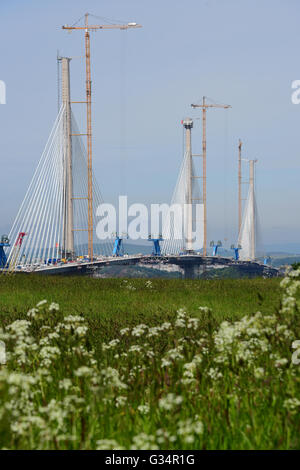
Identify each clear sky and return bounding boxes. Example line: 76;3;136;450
0;0;299;250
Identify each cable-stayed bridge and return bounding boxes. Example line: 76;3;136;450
7;103;113;267
0;15;275;279
5;57;112;272
1;93;276;278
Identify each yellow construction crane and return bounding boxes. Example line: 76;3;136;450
191;97;231;257
238;139;242;235
62;13;142;261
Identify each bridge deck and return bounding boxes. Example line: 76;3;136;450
2;254;279;277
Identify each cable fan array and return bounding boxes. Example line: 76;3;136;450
6;104;112;267
237;186;263;261
161;150;204;255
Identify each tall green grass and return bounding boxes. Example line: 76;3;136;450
0;276;281;335
1;274;299;450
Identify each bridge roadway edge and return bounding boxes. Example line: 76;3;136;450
9;255;279;279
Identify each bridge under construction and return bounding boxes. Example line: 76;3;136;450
1;14;275;279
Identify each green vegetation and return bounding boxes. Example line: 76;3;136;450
94;265;182;278
199;266;262;279
0;273;300;450
0;275;281;332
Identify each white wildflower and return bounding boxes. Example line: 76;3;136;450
292;340;300;365
27;308;39;319
74;366;93;377
116;396;127;407
137;404;150;414
160;322;171;331
159;393;183;411
130;432;158;450
283;398;300;413
208;367;223;380
145;280;153;288
274;358;288;368
102;339;120;351
120;328;130;336
128;345;142;353
148;327;160;337
0;340;6;365
177;418;203;443
254;367;264;379
59;378;73;391
96;439;124;450
63;315;85;323
101;367;128;389
132;324;148;337
74;326;88;337
199;306;211;314
49;302;59;312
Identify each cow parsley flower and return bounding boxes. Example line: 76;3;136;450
116;396;127;407
274;358;288;368
159;393;183;411
49;302;59;312
137;404;150;414
283;398;300;413
74;366;93;377
254;367;264;379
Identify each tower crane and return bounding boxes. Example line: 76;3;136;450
191;97;231;257
238;139;242;234
62;13;142;261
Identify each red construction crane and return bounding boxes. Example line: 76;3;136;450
7;232;26;273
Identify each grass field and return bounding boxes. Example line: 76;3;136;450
0;275;281;331
0;273;300;450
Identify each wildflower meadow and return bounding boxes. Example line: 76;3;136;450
0;271;299;450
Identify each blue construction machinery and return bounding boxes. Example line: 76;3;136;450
112;235;125;257
231;244;241;261
148;235;163;256
210;240;222;256
0;235;10;268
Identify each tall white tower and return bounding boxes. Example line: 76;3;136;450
238;159;258;261
61;57;74;258
182;118;193;252
161;118;203;255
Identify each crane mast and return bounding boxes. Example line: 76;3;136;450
238;139;242;235
62;13;142;261
191;97;231;256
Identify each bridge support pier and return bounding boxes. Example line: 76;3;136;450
183;263;205;279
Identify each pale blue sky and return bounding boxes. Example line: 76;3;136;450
0;0;299;250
